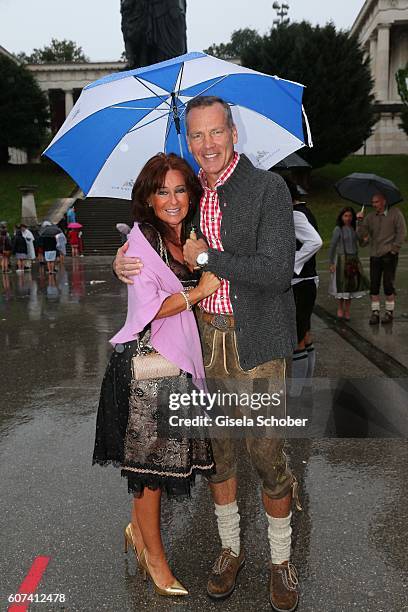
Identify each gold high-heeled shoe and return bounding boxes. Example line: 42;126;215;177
124;523;144;566
139;549;188;597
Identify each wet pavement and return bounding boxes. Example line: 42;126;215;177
1;255;407;612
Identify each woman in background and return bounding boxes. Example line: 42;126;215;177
329;206;368;320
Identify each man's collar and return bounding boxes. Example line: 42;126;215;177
199;152;240;191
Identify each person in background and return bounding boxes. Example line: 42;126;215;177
12;225;28;273
21;224;36;270
284;179;322;397
329;207;369;320
68;228;80;257
116;223;132;245
356;193;407;324
66;206;77;224
43;233;58;275
0;224;12;273
56;231;67;265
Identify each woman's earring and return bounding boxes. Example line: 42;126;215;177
147;202;152;207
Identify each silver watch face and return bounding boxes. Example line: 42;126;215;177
196;252;208;266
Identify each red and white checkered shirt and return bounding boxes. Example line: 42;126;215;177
199;152;240;314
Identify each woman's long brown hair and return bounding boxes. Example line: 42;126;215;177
131;153;202;245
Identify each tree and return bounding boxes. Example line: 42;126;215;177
204;28;261;60
396;64;408;136
0;56;49;164
17;39;89;64
239;22;375;168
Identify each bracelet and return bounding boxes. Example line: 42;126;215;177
180;289;193;311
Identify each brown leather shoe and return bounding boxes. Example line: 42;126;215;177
207;547;245;600
381;311;394;324
369;311;380;325
269;561;299;612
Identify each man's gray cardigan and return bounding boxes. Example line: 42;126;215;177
194;154;297;370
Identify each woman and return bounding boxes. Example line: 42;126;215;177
93;153;219;597
0;225;12;273
12;225;27;272
68;228;79;257
329;206;368;320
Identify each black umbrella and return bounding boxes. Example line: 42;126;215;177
335;173;402;207
273;153;311;170
40;224;61;237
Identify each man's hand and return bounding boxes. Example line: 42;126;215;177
183;238;208;270
113;242;143;285
356;211;364;221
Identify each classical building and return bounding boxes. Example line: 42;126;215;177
351;0;408;153
1;45;126;161
27;62;126;134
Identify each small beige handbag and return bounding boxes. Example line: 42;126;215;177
131;350;180;381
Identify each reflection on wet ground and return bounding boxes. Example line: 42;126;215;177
0;258;407;611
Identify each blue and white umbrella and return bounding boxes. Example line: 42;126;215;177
44;52;312;200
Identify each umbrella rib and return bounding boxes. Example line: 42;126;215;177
128;111;169;133
111;106;170;111
179;74;230;112
133;76;171;108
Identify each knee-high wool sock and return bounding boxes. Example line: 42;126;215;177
214;501;241;556
267;511;292;564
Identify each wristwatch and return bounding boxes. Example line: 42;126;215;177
196;251;209;267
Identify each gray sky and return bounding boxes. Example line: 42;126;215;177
1;0;364;62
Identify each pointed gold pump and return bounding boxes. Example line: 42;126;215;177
139;549;189;597
124;523;144;567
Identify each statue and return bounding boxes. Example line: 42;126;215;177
121;0;187;69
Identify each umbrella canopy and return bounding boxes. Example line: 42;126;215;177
335;173;402;207
43;52;312;200
273;152;311;170
67;222;83;229
40;224;61;237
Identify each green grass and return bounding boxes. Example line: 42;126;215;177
306;155;408;244
0;161;76;229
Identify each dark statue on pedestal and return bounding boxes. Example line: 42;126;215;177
121;0;187;69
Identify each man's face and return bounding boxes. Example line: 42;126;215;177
186;103;237;187
371;194;386;213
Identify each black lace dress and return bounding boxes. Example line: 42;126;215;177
92;223;214;497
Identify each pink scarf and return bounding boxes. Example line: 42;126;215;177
110;223;205;386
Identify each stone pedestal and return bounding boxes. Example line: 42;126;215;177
20;186;38;227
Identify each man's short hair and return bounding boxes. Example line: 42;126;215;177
185;96;234;131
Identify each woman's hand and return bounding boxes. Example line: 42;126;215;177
113;242;143;285
329;264;336;273
196;272;221;299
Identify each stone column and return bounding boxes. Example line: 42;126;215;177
369;33;377;90
376;23;391;101
64;89;74;118
20;185;38;227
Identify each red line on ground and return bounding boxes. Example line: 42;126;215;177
8;556;51;612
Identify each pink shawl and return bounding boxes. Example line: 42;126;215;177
110;223;205;386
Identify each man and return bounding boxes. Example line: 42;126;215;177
284;179;322;397
356;193;406;325
114;96;300;611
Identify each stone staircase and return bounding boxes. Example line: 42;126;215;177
73;197;132;256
